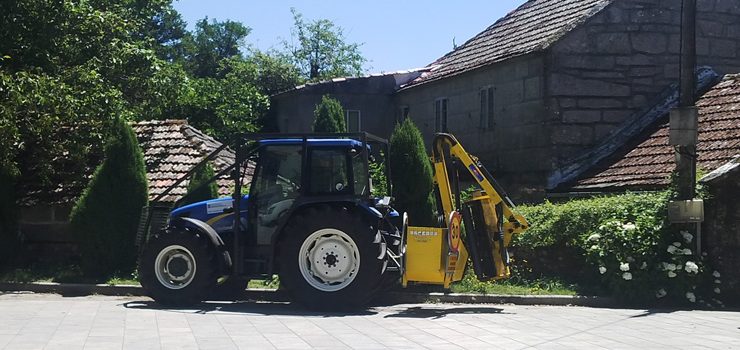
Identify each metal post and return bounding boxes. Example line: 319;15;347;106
675;0;697;201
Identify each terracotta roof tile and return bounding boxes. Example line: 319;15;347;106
403;0;610;88
571;74;740;190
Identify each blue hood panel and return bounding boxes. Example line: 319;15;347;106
171;195;249;222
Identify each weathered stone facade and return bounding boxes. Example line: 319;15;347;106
702;170;740;300
547;0;740;164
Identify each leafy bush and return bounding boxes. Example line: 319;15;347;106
180;162;218;206
513;192;718;305
312;95;345;133
70;118;148;278
0;167;20;267
389;119;436;226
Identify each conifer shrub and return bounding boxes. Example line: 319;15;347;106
312;95;346;132
70;118;148;277
389;118;436;226
180;162;218;206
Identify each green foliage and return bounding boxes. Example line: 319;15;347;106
285;8;366;81
514;192;717;305
247;49;304;96
182;17;250;78
369;160;389;197
180;162;218;206
312;95;346;133
389;119;436;226
70;119;148;278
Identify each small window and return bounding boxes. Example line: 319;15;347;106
397;106;410;124
479;86;495;129
345;110;361;132
435;98;448;132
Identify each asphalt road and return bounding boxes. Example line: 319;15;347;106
0;293;738;349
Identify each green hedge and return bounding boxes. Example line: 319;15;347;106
512;192;721;305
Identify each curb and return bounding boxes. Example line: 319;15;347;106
0;282;615;307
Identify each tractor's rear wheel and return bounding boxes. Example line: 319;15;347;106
279;206;383;309
139;230;218;306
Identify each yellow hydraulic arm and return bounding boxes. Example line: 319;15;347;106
402;133;529;288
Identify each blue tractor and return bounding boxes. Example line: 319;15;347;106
136;133;403;308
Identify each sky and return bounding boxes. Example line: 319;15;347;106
173;0;527;74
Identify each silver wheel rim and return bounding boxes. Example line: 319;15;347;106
154;245;197;290
298;228;360;292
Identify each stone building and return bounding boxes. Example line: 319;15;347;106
271;0;740;200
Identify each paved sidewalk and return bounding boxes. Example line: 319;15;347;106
0;293;738;349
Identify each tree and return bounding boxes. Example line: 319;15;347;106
389;119;436;226
180;162;218;206
183;17;250;78
312;95;346;133
285;8;366;81
0;167;20;267
69;118;148;277
247;49;304;96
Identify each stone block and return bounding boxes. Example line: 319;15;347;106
629;95;648;109
697;38;710;55
715;0;740;14
580;71;627;79
668;34;681;54
563;110;602;124
632;32;668;54
698;20;725;37
639;24;680;34
603;6;624;23
603;110;633;123
559;98;577;108
596;33;632;54
524;77;542;100
697;0;715;12
631;8;674;24
594;124;619;140
578;98;625;109
711;39;737;58
550;74;631;97
557;55;616;70
616;54;655;66
729;25;740;39
551;125;594;146
495;80;524;106
630;66;660;77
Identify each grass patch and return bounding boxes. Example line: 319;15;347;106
449;268;578;295
247;275;280;289
0;264;139;286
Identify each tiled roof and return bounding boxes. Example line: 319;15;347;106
404;0;610;88
570;74;740;190
133;120;246;203
20;120;246;206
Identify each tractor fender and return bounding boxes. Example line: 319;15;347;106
170;217;233;269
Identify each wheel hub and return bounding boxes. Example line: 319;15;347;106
154;245;197;290
299;228;360;292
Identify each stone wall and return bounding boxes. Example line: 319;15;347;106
703;175;740;300
547;0;740;164
18;204;78;263
271;75;400;138
395;55;549;200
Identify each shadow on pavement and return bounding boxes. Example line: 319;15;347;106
121;299;378;317
383;306;507;319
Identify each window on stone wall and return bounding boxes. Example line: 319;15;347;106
345;110;361;132
397;105;409;124
435;98;448;132
479;86;494;129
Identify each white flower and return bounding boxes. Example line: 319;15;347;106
681;231;693;243
599;266;607;274
623;223;636;230
620;262;630;271
587;234;601;241
714;288;721;294
673;242;682;247
686;292;696;303
640;262;647;269
713;271;721;278
714;279;721;284
663;263;676;271
682;249;692;255
590;245;599;250
668;271;677;278
685;261;699;274
656;288;667;298
676;264;683;270
626;256;635;262
667;245;678;254
622;272;633;280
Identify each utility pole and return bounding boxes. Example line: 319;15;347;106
672;0;697;200
668;0;703;254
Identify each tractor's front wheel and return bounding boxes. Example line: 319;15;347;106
279;206;383;309
139;230;218;306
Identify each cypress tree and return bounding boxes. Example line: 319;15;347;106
180;162;219;205
389;118;436;226
70;118;148;277
312;95;346;132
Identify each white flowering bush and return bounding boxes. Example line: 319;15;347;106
514;191;721;305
